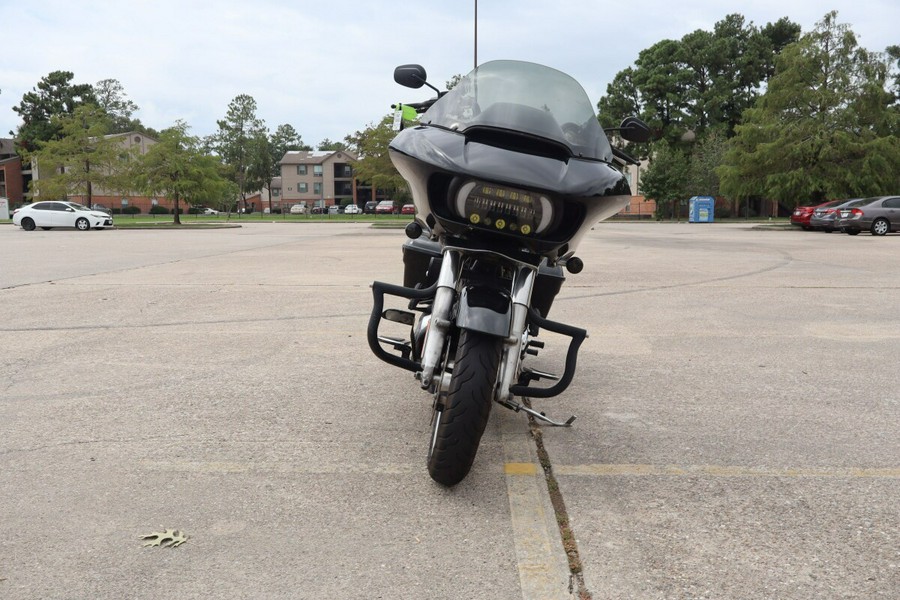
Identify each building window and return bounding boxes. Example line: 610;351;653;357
297;165;307;175
313;182;322;195
299;183;308;193
313;165;323;177
273;188;280;197
335;181;353;196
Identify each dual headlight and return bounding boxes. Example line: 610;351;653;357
453;181;554;236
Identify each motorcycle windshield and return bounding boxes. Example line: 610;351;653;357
421;60;612;162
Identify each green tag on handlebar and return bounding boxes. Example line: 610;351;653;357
392;104;420;131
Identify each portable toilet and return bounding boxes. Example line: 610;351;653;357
0;197;9;220
688;196;715;223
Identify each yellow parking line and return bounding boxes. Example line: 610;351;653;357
505;462;538;476
555;464;900;478
500;416;572;600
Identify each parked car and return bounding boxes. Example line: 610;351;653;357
375;200;396;214
791;201;831;230
289;204;307;215
202;207;219;215
328;205;342;214
836;196;900;236
401;203;416;215
809;199;858;233
311;206;327;214
364;201;378;214
343;204;362;214
12;201;114;231
91;204;112;215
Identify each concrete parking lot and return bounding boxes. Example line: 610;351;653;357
1;221;897;599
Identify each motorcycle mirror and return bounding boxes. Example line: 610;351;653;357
618;117;653;144
394;64;428;89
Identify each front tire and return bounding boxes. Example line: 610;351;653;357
21;217;36;231
76;217;90;231
427;329;502;486
846;228;860;236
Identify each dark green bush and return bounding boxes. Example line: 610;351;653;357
123;205;141;214
149;205;169;215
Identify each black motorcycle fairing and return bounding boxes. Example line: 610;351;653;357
389;127;631;259
391;125;628;198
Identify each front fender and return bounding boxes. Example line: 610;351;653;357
456;286;511;338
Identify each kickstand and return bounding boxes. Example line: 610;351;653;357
497;398;576;427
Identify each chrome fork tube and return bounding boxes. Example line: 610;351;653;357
418;250;460;389
497;266;536;402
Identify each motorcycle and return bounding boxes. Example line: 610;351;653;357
367;60;651;486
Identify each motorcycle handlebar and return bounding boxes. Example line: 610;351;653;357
406;100;434;112
612;146;641;166
392;98;439;114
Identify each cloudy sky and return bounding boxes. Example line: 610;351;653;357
1;0;897;147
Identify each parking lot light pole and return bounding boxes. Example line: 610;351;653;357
474;0;478;69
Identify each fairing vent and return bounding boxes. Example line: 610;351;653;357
463;126;571;162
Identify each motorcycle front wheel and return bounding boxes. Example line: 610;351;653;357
427;329;502;486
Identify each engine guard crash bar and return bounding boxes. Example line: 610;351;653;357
368;281;587;400
368;279;437;373
509;306;587;399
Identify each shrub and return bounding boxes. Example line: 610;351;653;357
123;205;141;214
149;205;169;215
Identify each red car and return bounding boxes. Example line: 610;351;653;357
400;204;416;215
791;201;832;230
375;200;396;214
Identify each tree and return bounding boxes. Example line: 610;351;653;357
317;138;346;151
688;129;728;197
597;14;800;142
271;124;310;157
638;140;691;219
718;11;900;206
211;94;267;212
446;74;463;90
887;45;900;105
94;78;139;134
343;115;408;199
246;123;311;212
135;121;230;224
27;105;133;206
12;71;97;152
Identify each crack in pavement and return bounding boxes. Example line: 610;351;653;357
525;401;593;600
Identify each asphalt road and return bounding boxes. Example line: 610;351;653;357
1;221;897;599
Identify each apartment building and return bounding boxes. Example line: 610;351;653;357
275;150;358;210
0;138;27;206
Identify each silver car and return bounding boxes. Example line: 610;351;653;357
809;199;857;232
12;200;114;231
836;196;900;236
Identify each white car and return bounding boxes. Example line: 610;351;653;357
343;204;362;214
202;207;219;215
289;204;307;215
12;201;114;231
